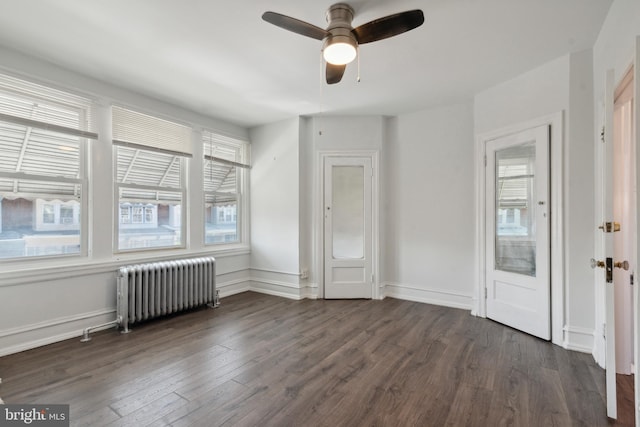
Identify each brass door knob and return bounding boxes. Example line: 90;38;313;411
590;258;605;269
614;260;630;271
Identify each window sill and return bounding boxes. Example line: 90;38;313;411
0;245;251;287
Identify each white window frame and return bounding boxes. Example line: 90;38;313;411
0;72;95;261
113;144;188;253
111;105;192;253
202;131;250;247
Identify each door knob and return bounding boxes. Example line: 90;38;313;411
590;258;605;269
614;260;630;271
598;222;621;232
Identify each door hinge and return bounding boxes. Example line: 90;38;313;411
631;273;634;286
601;126;605;143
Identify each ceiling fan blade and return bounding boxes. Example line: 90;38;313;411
352;9;424;44
262;11;329;40
326;63;346;85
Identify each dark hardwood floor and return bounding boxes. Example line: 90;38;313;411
0;292;635;426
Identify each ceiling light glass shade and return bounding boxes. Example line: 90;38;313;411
323;35;357;65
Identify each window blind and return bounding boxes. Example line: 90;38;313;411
202;130;250;168
0;72;97;138
112;106;193;156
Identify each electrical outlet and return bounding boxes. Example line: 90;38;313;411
300;269;309;280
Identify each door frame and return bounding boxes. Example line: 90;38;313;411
474;112;564;346
314;150;380;299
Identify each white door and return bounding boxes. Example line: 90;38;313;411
595;69;619;419
613;66;635;377
635;37;640;427
324;156;372;299
485;125;550;340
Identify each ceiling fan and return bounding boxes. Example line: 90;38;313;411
262;3;424;84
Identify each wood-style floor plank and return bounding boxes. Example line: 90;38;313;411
0;291;634;426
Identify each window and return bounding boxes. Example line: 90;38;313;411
0;73;96;260
203;131;249;245
60;206;74;224
112;106;190;252
43;204;55;224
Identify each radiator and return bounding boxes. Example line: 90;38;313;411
117;256;218;333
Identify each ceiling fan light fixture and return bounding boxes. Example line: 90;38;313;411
323;35;357;65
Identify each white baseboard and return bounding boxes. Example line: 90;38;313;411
217;278;251;298
383;283;473;310
249;268;316;300
0;309;116;357
249;280;318;300
562;325;595;355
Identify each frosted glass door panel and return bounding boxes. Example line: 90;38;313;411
332;165;364;259
495;142;536;276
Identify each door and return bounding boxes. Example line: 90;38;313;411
613;67;635;377
324;156;372;299
595;69;621;419
635;36;640;427
485;125;550;340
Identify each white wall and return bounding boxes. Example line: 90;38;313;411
311;116;385;151
299;118;314;296
249;118;304;298
0;46;253;357
567;49;596;336
474;50;597;351
593;0;640;104
385;103;475;308
308;116;385;298
474;55;571;134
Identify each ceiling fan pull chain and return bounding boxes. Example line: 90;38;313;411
357;50;361;83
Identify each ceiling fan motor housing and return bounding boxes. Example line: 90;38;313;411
323;3;358;54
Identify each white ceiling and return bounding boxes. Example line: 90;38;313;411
0;0;612;128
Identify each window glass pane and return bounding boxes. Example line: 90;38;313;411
0;122;81;178
116;146;181;188
1;195;81;259
495;142;536;276
205;193;237;244
332;165;364;259
117;184;182;250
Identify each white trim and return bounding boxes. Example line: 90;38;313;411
385;283;473;310
0;308;114;339
475;112;565;346
216;277;251;298
562;325;596;354
0;248;250;287
314;150;380;300
0;309;116;357
250;267;302;276
250;280;303;300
